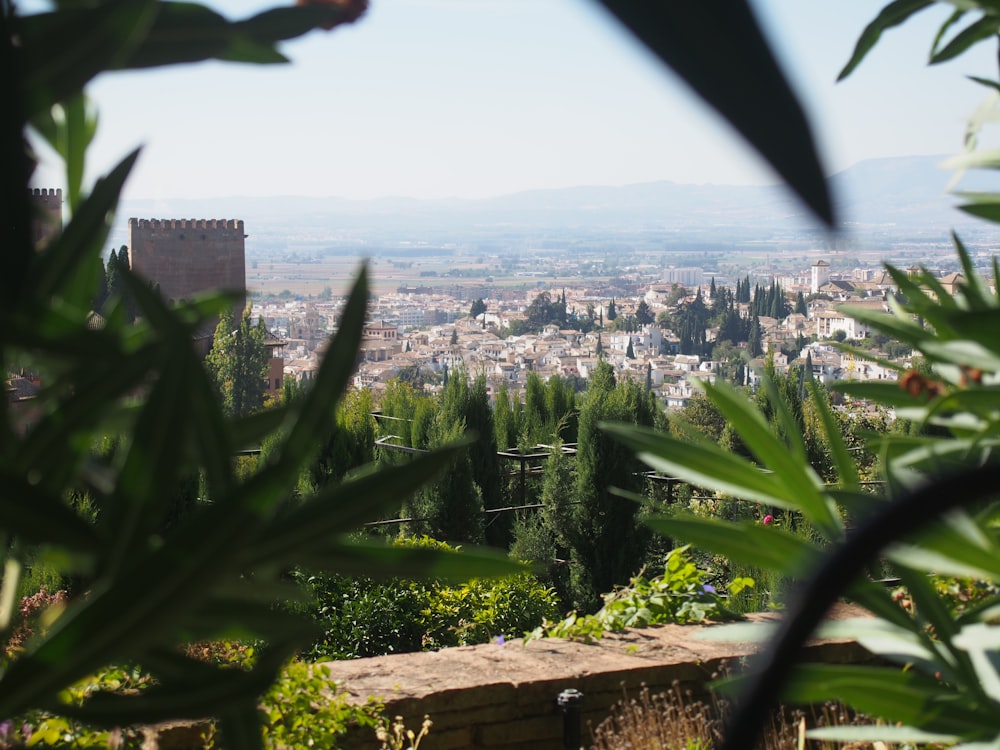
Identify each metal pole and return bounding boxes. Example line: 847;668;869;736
558;688;584;750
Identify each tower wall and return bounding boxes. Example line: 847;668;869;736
29;188;63;247
127;218;247;312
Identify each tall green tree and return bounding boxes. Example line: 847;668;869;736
469;298;487;320
510;440;577;605
794;290;808;316
747;314;763;357
306;389;376;491
405;418;485;544
205;304;269;417
565;361;658;610
635;299;654;326
493;381;521;451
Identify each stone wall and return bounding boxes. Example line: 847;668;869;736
29;188;62;247
148;604;873;749
127;218;247;320
318;603;873;750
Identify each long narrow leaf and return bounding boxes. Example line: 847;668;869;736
271;268;368;488
930;15;1000;64
808;377;860;489
839;0;935;80
597;0;832;225
700;380;840;537
27;149;139;308
602;423;794;508
645;515;821;574
288;541;524;582
246;444;465;566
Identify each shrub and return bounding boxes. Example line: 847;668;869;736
296;537;559;659
259;662;381;750
527;546;748;643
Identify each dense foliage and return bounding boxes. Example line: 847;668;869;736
1;2;526;744
295;538;558;660
601;3;1000;746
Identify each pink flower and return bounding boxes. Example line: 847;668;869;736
762;515;773;526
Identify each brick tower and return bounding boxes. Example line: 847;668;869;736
128;218;248;350
29;188;62;247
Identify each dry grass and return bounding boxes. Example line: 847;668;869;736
589;682;889;750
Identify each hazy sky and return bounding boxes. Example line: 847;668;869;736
28;0;999;201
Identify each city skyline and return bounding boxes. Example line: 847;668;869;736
27;0;998;205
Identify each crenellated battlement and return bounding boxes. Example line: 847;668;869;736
29;188;62;198
29;188;63;246
127;216;247;327
129;218;244;231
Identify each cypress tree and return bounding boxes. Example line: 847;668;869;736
748;314;763;357
205;304;268;417
567;363;656;610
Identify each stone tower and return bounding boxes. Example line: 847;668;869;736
128;218;247;350
128;217;247;317
29;188;62;247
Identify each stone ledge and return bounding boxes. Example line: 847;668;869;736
321;602;875;750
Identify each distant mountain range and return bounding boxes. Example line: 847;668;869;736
113;155;997;250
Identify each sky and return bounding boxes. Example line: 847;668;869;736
28;0;1000;202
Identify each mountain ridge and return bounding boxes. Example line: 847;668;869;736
112;155;994;247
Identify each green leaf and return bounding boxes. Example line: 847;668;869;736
122;3;365;70
781;663;995;737
0;473;100;551
945;147;1000;171
953;623;1000;705
59;645;293;726
15;2;159;117
930;8;968;61
807;376;860;490
895;565;985;691
930;15;1000;64
839;0;935;80
268;269;368;491
597;0;832;225
959;199;1000;223
602;423;794;509
890;520;1000;581
644;515;821;574
246;445;465;567
919;339;1000;372
13;341;156;486
699;380;841;538
952;231;995;309
815;617;946;676
176;601;320;645
29;94;98;213
26;149;139;310
846;578;923;633
289;541;524;582
761;373;809;466
835;381;924;409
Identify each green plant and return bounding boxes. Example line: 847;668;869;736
2;0;842;740
296;537;559;658
259;661;381;750
527;546;747;643
2;3;523;742
605;239;1000;745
